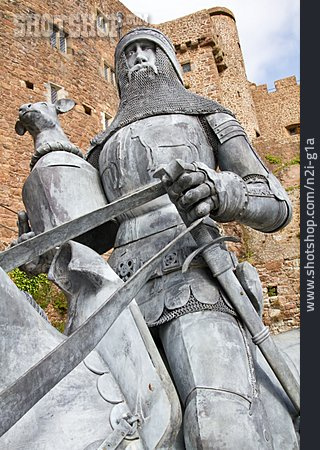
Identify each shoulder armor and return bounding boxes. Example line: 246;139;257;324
206;113;247;144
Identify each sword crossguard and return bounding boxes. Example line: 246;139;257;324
154;159;196;184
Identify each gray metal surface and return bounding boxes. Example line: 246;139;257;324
22;151;116;255
97;417;137;450
0;180;165;273
273;329;300;378
0;220;199;438
50;240;183;448
86;30;231;170
0;241;182;449
0;267;117;449
101;301;182;448
52;239;181;448
96;28;298;448
218;269;300;412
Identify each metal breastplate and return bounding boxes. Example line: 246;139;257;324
99;114;216;246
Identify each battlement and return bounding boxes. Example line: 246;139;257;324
251;76;299;94
274;75;299;90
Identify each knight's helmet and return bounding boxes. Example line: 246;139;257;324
114;27;184;96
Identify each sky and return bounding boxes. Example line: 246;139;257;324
120;0;300;90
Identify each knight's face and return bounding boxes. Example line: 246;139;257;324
124;39;157;77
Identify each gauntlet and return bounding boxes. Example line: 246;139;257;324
161;159;291;233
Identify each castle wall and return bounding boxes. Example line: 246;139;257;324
158;10;222;103
248;77;300;332
158;7;260;141
251;76;300;144
208;8;260;140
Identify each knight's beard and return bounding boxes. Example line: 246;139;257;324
128;62;158;81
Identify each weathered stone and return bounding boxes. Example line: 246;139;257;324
270;309;282;319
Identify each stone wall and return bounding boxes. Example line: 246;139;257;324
157;10;222;104
158;7;260;141
251;76;300;143
250;77;300;332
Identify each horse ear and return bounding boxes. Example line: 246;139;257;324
15;120;26;135
55;98;76;114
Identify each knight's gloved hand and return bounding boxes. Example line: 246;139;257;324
158;160;219;220
10;211;54;276
155;159;249;224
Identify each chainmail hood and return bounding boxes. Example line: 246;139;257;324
86;27;233;169
115;27;184;85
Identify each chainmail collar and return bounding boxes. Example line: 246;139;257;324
86;46;233;169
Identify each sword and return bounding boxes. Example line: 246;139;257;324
154;160;300;415
0;181;165;273
0;217;204;437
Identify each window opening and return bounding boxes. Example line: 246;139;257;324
182;62;191;73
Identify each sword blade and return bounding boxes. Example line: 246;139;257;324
0;218;203;437
217;269;300;413
0;181;165;273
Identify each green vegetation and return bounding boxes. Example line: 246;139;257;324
265;153;300;175
289;155;300;165
265;154;282;165
285;184;300;192
9;268;68;331
52;294;68;314
265;153;300;167
9;268;51;309
267;286;278;297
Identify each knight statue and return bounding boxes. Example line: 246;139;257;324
0;27;300;449
86;27;299;449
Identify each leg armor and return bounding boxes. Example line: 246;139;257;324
159;311;298;449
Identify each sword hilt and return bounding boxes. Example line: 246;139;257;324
154;159;213;225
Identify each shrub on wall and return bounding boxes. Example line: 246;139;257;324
9;268;68;331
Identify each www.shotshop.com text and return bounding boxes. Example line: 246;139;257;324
303;138;317;312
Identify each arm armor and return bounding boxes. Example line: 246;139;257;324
204;113;292;233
